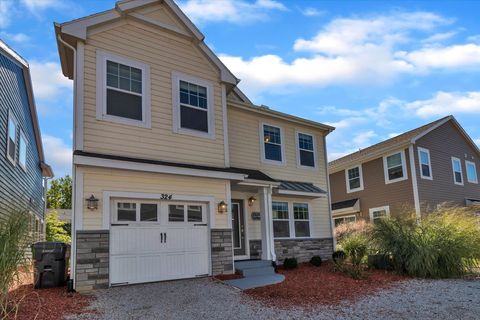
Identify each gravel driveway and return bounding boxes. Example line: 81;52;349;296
69;277;480;320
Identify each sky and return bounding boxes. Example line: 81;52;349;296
1;0;480;178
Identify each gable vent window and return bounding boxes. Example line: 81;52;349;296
297;133;315;167
451;157;464;185
383;151;407;184
262;124;284;164
7;113;17;164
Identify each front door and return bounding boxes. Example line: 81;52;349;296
232;200;246;257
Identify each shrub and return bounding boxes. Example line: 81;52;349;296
332;250;346;263
0;210;31;318
372;207;480;278
310;256;322;267
338;234;370;279
335;219;372;242
283;258;298;269
46;212;71;244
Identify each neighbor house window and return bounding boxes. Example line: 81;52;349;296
451;157;463;185
262;124;284;164
297;132;315;168
19;132;27;171
293;203;310;237
465;160;478;184
272;202;289;238
369;206;390;224
7;113;17;164
334;215;356;227
96;51;150;128
383;151;407;184
172;72;214;139
346;165;364;193
418;147;432;180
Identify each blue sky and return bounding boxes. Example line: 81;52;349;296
1;0;480;178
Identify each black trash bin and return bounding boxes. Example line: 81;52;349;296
31;242;70;289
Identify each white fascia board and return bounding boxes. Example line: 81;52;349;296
116;0;158;12
61;10;122;40
73;154;247;181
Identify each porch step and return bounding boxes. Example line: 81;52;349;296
235;260;272;270
224;274;285;290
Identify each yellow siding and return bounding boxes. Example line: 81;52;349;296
82;17;226;167
138;4;188;33
79;166;230;229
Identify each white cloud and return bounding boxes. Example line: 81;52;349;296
388;132;402;138
467;34;480;43
29;61;72;101
324;117;368;129
178;0;286;24
300;7;324;17
42;134;72;177
422;31;457;43
0;31;30;44
0;0;13;27
475;138;480;146
352;130;378;146
20;0;62;11
403;91;480;118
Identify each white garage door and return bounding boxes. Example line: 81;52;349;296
109;199;209;286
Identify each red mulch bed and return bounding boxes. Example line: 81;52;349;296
214;273;243;281
6;274;93;320
244;263;409;308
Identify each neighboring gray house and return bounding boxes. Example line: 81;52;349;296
329;116;480;225
0;39;53;237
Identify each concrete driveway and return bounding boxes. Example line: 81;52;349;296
69;277;480;320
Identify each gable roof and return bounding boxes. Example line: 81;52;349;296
0;40;53;178
55;0;238;85
329;115;480;173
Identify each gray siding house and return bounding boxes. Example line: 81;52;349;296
329;116;480;225
0;40;53;235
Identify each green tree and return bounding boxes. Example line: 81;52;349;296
45;212;71;244
47;175;72;209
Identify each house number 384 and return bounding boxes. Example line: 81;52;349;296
160;194;173;200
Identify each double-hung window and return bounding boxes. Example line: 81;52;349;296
346;165;363;193
97;51;150;128
7;113;17;164
451;157;463;185
262;124;284;164
334;215;356;227
383;150;407;184
172;72;214;139
369;206;390;224
418;147;432;180
19;131;27;171
466;161;478;184
272;202;290;238
297;132;316;168
293;203;310;237
272;202;311;238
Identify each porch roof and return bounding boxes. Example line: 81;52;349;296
274;180;327;198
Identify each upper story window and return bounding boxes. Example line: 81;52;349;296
451;157;463;185
346;165;364;193
96;51;151;128
7;113;17;164
261;124;285;165
369;206;390;224
19;131;27;171
418;147;432;180
383;150;407;184
172;72;214;139
297;132;316;168
465;160;478;184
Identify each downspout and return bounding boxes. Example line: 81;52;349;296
57;34;78;288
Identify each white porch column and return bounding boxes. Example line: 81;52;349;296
259;186;276;261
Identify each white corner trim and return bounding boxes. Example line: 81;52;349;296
409;145;421;219
465;160;478;184
368;205;390;221
75;41;85;150
451;157;464;186
74;167;84;230
73;154;246;181
171;71;215;140
383;149;408;184
259;122;286;166
221;84;230;167
345;164;364;193
226;182;232;229
295;130;318;170
96;50;151;129
417;147;433;180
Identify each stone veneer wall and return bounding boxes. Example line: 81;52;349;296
274;238;334;263
211;229;234;275
75;230;109;292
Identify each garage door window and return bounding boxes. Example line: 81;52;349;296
140;204;158;221
117;203;136;221
169;205;185;222
187;205;202;222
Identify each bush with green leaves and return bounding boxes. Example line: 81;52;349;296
310;256;322;267
283;257;298;269
337;233;370;279
0;210;31;318
371;207;480;278
46;212;71;244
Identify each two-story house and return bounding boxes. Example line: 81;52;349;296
55;0;335;292
0;40;53;238
329;115;480;226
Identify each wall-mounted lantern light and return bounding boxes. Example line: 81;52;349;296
248;196;256;207
86;195;99;210
218;201;228;213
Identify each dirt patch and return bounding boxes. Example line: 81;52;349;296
245;263;409;308
214;274;243;281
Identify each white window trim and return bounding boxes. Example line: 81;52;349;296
172;71;215;140
451;157;464;186
6;111;17;165
260;122;286;166
96;50;151;128
333;215;357;226
417;147;433;180
295;130;318;170
383;150;408;184
369;206;390;222
465;160;478;184
272;201;312;239
345;164;364;193
18;130;27;172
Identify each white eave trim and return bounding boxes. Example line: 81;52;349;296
275;189;326;198
73;154;247;181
